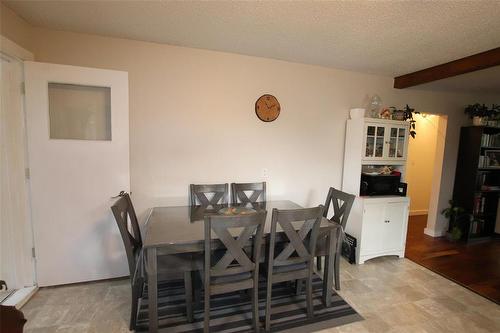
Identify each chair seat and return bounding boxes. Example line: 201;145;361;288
272;263;307;274
157;253;203;273
212;271;252;285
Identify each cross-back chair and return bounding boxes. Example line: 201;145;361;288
112;192;199;329
203;211;267;333
265;205;324;332
316;187;355;290
231;182;266;204
190;183;229;206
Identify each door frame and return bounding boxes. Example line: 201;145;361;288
0;35;37;306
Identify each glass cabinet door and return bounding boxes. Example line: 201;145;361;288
397;128;406;158
365;125;385;158
387;126;407;159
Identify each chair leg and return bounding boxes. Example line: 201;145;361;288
265;279;273;332
316;256;322;271
184;272;194;323
251;286;260;333
129;283;141;330
295;279;302;296
306;276;313;319
334;252;341;290
204;288;210;333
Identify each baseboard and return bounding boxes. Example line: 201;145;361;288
410;209;428;216
1;286;38;309
424;227;446;237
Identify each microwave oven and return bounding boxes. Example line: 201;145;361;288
360;173;407;196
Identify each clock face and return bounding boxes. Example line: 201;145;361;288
255;94;280;122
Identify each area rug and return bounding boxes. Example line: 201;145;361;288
136;277;362;332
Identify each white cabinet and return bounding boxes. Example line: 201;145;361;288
342;116;411;264
363;121;409;162
346;197;410;264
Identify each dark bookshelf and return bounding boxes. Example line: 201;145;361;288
452;126;500;242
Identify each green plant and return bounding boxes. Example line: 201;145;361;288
402;104;419;138
389;105;419;138
441;200;467;241
464;103;500;119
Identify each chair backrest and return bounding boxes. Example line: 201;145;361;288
190;183;229;206
323;187;355;229
268;206;324;268
204;211;266;279
111;192;142;277
231;182;266;204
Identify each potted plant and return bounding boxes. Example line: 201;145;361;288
441;200;468;241
389;105;419;138
464;103;500;126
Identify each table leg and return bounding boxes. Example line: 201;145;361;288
322;228;337;307
147;247;158;333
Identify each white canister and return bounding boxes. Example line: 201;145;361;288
350;108;366;119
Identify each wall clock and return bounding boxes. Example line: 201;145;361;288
255;94;280;122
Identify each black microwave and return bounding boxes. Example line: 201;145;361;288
360;173;407;196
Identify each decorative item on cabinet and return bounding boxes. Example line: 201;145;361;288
349;108;366;119
368;95;382;118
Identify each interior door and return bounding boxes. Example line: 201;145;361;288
24;61;129;286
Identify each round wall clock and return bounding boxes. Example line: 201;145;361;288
255;94;281;122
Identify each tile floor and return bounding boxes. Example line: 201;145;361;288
22;257;500;332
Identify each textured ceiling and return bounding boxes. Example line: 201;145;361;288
4;1;500;79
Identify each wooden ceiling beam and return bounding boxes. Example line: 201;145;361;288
393;47;500;89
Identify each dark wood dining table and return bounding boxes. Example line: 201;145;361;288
143;200;341;333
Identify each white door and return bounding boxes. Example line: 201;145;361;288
383;202;408;250
24;61;129;286
361;203;385;253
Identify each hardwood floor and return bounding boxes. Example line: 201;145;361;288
405;214;500;304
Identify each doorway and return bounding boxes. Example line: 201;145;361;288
406;114;444;220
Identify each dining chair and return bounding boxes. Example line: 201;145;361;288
0;305;26;333
315;187;355;290
111;192;199;330
190;183;229;206
203;211;267;333
265;205;324;332
230;182;266;204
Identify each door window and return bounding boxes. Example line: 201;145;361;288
48;83;111;140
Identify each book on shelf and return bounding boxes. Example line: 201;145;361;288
481;133;500;147
473;193;486;215
480;185;500;191
470;219;484;235
478;155;489;168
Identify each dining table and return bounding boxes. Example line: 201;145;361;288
143;200;341;333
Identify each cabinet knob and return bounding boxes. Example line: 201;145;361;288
385;220;390;223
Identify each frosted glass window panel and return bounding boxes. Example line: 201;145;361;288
48;83;111;140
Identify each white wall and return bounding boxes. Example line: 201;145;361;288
406;114;440;215
1;4;499;235
28;28;500;234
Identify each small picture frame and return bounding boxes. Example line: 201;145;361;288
484;150;500;168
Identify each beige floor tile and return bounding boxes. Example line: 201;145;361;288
21;257;500;333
